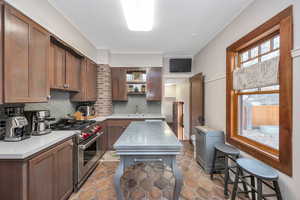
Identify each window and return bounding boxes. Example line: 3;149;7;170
226;6;293;176
237;35;280;154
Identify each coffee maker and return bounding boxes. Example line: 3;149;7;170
4;116;29;142
24;110;55;136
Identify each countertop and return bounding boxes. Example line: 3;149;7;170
0;131;76;160
92;114;166;122
114;121;182;152
0;114;165;159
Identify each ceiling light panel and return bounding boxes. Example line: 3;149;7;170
121;0;155;31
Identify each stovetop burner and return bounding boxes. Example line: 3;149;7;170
51;119;96;131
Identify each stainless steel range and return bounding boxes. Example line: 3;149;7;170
51;119;104;190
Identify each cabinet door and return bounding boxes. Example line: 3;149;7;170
29;147;56;200
4;5;30;102
29;24;50;101
49;42;55;88
0;3;3;104
107;126;125;150
86;60;97;101
111;68;127;101
111;68;119;101
146;68;162;101
66;52;81;91
189;73;205;137
53;45;66;89
56;140;73;200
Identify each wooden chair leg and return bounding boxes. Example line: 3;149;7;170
210;149;217;180
257;179;263;200
273;181;282;200
224;156;229;196
250;176;256;200
231;167;240;200
240;170;249;198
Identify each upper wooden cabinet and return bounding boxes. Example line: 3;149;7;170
66;51;81;91
146;67;162;101
111;67;162;101
3;5;50;103
71;58;97;102
111;67;128;101
85;59;97;101
49;43;81;92
0;2;4;104
50;44;66;90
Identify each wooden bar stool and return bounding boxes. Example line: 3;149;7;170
231;158;282;200
210;143;248;197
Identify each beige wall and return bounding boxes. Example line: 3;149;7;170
193;0;300;199
109;53;163;67
165;85;177;98
5;0;98;62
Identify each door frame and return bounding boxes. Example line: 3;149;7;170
189;73;205;143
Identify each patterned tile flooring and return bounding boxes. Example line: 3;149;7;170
69;142;248;200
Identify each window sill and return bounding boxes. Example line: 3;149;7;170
227;136;286;173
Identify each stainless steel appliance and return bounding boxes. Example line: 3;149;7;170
24;110;55;136
4;116;30;142
51;119;104;190
76;105;96;117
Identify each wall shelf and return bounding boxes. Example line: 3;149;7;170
127;81;146;84
128;92;146;95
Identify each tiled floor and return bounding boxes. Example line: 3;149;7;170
69;142;248;200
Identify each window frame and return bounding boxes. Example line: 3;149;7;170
226;6;293;176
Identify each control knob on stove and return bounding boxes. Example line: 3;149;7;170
81;132;91;140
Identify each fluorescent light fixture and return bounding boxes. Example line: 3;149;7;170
121;0;154;31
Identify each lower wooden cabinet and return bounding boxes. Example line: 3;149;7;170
107;125;126;150
29;139;73;200
0;138;74;200
106;120;131;150
29;147;56;200
55;141;74;200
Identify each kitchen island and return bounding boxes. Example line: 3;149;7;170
114;121;183;200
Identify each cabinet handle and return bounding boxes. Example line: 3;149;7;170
63;84;69;88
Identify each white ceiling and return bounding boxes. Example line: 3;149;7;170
49;0;253;56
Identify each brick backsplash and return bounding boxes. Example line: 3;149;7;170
95;64;113;116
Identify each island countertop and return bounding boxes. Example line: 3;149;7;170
91;114;166;122
0;131;76;159
114;121;182;152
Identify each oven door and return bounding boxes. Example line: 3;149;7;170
77;132;102;184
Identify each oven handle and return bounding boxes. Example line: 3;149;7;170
78;132;102;150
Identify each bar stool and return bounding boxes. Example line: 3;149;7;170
210;143;248;197
231;158;282;200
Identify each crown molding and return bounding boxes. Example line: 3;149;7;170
292;48;300;58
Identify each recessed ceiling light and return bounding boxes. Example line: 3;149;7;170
121;0;155;31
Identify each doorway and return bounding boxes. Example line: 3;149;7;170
189;73;205;139
162;78;190;140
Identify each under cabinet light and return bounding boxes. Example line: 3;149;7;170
120;0;154;31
